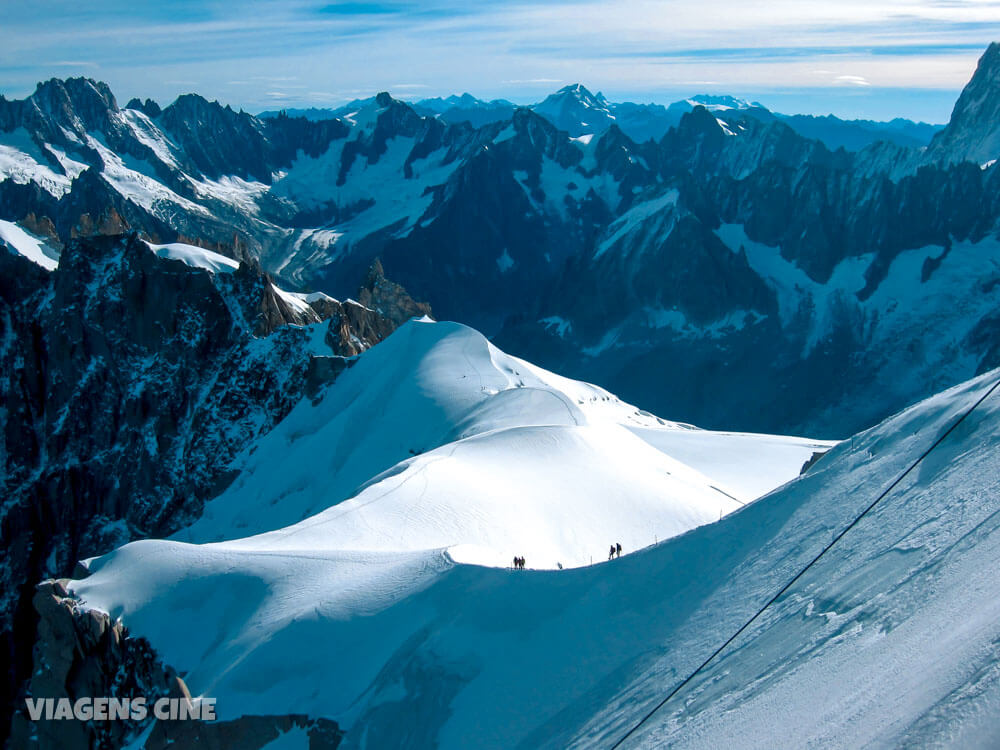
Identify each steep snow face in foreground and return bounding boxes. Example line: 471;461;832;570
69;346;1000;748
174;319;827;559
574;370;1000;750
71;366;1000;749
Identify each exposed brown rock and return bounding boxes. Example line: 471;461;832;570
13;582;342;750
9;581;176;750
356;258;433;327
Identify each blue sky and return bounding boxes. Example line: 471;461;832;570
2;1;998;122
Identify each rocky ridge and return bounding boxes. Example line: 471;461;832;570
0;232;429;743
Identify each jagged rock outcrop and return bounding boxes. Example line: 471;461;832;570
9;580;177;749
924;42;1000;167
356;258;433;326
10;581;342;750
0;234;428;744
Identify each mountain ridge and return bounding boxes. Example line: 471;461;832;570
1;46;1000;441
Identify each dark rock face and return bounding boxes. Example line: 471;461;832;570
124;98;162;119
0;234;427;745
9;580;177;749
10;581;342;750
924;42;1000;166
157;92;351;185
356;258;433;326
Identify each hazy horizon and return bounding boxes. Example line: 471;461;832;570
3;1;999;124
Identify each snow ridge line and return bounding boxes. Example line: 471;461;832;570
609;374;1000;749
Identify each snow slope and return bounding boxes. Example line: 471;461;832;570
174;319;827;549
70;319;936;748
70;360;1000;749
572;369;1000;750
144;240;240;274
0;219;60;270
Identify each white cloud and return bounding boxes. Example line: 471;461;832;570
3;0;997;120
834;74;872;86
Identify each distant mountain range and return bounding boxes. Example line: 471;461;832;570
3;45;999;442
259;85;944;152
4;41;1000;750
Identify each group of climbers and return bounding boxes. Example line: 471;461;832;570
512;542;623;571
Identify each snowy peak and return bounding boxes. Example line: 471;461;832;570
532;83;616;136
684;94;760;112
0;76;119;147
418;92;492;113
124;97;162;119
925;42;1000;166
30;77;119;129
334;91;421;134
413;93;517;127
554;83;610;107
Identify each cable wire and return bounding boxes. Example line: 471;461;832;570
609;375;1000;749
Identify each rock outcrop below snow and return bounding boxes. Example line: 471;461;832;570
0;233;428;739
12;581;343;750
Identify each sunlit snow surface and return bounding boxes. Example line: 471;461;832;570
144;240;240;274
0;219;60;270
66;322;1000;748
172;319;827;553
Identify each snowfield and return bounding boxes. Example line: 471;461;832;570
173;319;828;550
66;320;1000;748
144;240;240;274
0;219;60;270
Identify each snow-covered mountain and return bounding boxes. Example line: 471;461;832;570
6;44;1000;749
261;89;940;150
531;84;618;136
12;316;826;744
1;52;999;440
413;94;518;128
34;339;1000;748
0;231;430;739
925;41;1000;167
174;319;829;557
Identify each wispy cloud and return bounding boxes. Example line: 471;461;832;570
834;74;873;86
1;0;996;121
49;60;99;68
